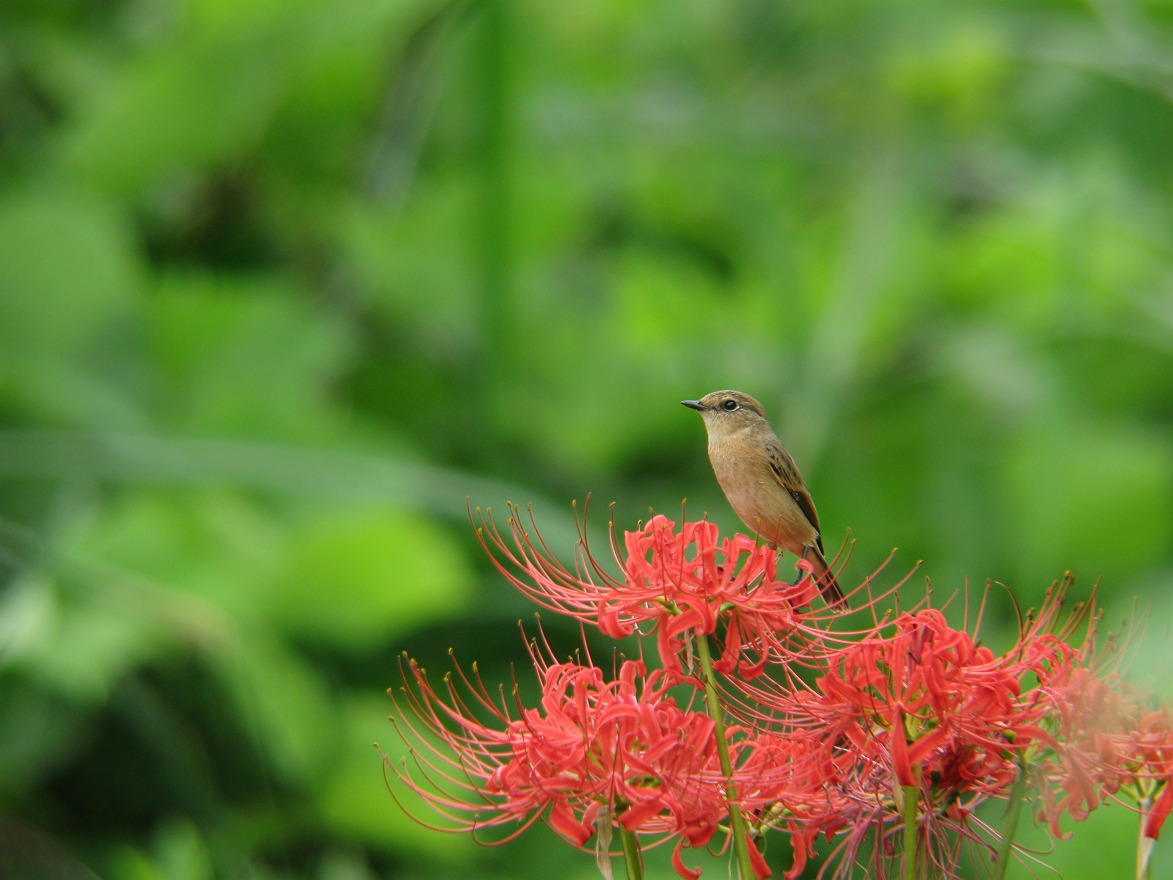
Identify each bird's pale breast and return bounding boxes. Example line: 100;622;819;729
707;436;816;555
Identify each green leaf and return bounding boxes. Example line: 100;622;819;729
62;36;289;196
0;189;141;356
213;633;337;789
73;488;282;624
148;272;353;439
268;508;472;650
2;570;166;705
105;818;213;880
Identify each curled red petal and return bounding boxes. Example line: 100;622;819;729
1144;783;1173;840
672;840;703;880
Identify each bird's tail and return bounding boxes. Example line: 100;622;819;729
806;547;848;613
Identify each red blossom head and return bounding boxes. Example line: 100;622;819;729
1036;668;1173;840
727;602;1076;878
473;504;896;675
387;502;1155;880
386;635;727;874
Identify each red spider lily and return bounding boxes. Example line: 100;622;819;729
723;604;1077;878
1129;711;1173;839
796;609;1049;793
1035;667;1173;840
472;505;896;675
725;722;1009;880
389;505;1157;880
1034;666;1130;831
726;730;857;879
982;577;1173;840
385;637;728;877
615;516;865;677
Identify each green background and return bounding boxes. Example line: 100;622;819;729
1;0;1171;878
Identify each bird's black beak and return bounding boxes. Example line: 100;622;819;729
680;400;706;412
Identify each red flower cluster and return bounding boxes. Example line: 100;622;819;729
473;506;898;677
386;509;1170;880
724;609;1061;877
806;609;1045;790
1035;664;1173;841
390;645;728;877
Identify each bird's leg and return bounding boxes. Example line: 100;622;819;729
780;546;808;587
791;545;813;587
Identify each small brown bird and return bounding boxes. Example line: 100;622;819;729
682;390;847;611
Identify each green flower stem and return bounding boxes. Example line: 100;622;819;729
1137;795;1154;880
619;820;643;880
901;783;919;880
993;757;1028;880
695;634;756;880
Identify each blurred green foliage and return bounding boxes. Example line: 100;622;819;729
1;0;1172;878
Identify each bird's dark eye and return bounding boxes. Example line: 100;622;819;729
721;399;738;411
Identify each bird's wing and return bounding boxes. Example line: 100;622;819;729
766;440;823;548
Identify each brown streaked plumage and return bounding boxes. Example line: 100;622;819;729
681;390;847;611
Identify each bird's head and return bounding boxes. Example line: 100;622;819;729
681;390;769;437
